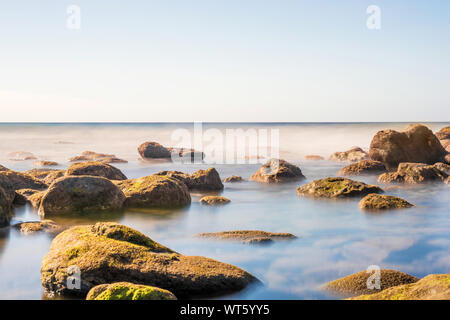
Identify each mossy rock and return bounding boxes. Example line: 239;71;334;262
329;147;369;162
349;274;450;300
197;230;296;244
156;168;224;191
86;282;177;300
13;220;65;235
41;222;257;298
115;175;191;208
38;176;125;217
0;170;48;193
199;196;230;206
378;162;448;184
65;161;127;181
14;188;45;207
250;159;305;183
296;177;383;198
359;193;413;210
325;269;419;296
337;160;386;176
0;186;13;227
26;169;65;185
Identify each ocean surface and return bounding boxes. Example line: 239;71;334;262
0;122;449;300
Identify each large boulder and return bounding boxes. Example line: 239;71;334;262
369;124;447;170
329;147;369;162
138;142;171;159
155;168;224;191
38;176;125;217
86;282;177;300
41;222;257;298
325;269;419;296
250;159;306;183
296;177;382;198
349;274;450;300
115;175;191;208
25;169;65;185
0;170;48;192
358;193;413;210
378;162;448;184
337;160;386;176
65;161;127;180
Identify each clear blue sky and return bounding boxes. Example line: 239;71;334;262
0;0;449;122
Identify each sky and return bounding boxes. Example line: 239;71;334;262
0;0;449;122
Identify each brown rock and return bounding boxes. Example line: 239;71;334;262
435;126;450;140
223;176;244;183
41;222;257;298
250;159;306;183
115;175;191;208
433;162;450;174
38;176;125;217
0;186;13;226
156;168;224;191
329;147;369;162
369;124;446;170
305;155;324;161
65;161;127;180
296;177;383;198
138;142;171;159
0;165;9;172
0;170;48;192
199;196;230;206
7;151;37;161
197;230;296;244
358;193;413;210
25;169;65;185
13;220;65;235
325;269;419;296
378;162;448;184
33;161;59;167
337;160;386;176
69;151;127;163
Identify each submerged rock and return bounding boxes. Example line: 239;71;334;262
325;269;419;296
358;193;413;210
199;196;230;206
329;147;369;162
13;220;65;235
156;168;224;191
337;160;386;176
8;151;37;161
68;151;126;163
197;230;296;244
33;161;59;167
86;282;177;300
250;159;306;183
369;124;447;170
115;175;191;208
304;155;324;161
138;142;171;159
349;274;450;300
25;169;65;185
65;161;127;180
296;177;382;198
378;162;448;184
39;176;125;217
41;222;257;298
223;176;244;183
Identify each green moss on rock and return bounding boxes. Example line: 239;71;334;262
296;177;383;198
359;193;413;210
86;282;177;300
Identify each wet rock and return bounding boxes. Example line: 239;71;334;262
358;193;413;210
41;222;257;298
435;126;450;140
38;176;125;217
349;274;450;300
14;188;45;207
369;124;447;170
296;177;383;198
325;269;419;296
86;282;177;300
13;220;65;235
304;155;324;161
8;151;37;161
329;147;369;162
250;159;306;183
0;170;48;192
433;162;450;174
138;142;171;159
378;162;448;184
115;175;191;208
33;161;59;167
69;151;127;164
156;168;224;191
196;230;296;244
199;196;230;206
65;161;127;180
0;187;13;227
337;160;386;176
25;169;65;185
223;176;244;183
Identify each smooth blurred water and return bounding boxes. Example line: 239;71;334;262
0;123;449;300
